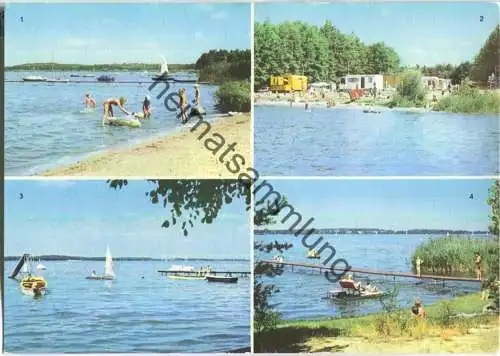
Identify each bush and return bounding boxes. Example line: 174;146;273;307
214;81;251;113
435;301;455;327
435;85;499;114
395;70;426;105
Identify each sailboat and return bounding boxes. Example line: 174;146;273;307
86;246;116;280
151;56;169;80
36;258;47;270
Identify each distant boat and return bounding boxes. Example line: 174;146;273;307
23;75;47;82
96;75;115;82
47;78;69;83
206;274;238;283
82;74;95;77
36;259;46;270
307;249;320;259
86;246;115;280
70;74;81;77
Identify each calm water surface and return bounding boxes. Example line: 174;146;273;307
5;71;219;175
255;105;499;176
4;260;250;353
255;234;481;321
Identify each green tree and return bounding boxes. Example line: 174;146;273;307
470;25;499;84
487;180;499;239
450;61;472;85
365;42;400;74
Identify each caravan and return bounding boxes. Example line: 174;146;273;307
339;74;384;91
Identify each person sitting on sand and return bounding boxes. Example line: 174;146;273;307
84;93;96;109
411;298;427;319
103;97;131;118
142;95;152;119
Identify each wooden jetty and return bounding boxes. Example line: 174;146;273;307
158;270;250;277
259;260;481;283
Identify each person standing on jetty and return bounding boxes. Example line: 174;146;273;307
474;252;482;280
416;257;423;277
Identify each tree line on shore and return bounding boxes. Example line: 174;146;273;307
255;21;499;89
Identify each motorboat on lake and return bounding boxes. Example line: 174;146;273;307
20;275;47;297
96;75;115;82
206;274;238;283
22;75;47;82
166;265;208;280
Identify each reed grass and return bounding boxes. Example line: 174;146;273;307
411;235;499;277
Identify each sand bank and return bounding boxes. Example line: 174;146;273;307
41;113;251;178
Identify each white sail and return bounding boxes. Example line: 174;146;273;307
104;246;115;277
160;56;169;75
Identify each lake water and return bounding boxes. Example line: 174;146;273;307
255;233;481;321
3;259;250;353
5;71;219;175
254;105;499;176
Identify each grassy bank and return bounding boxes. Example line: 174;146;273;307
434;86;500;114
411;235;499;276
6;62;195;72
255;293;498;353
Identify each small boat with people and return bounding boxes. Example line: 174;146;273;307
206;274;238;284
86;246;116;280
327;274;390;301
307;249;320;259
272;255;284;263
20;275;47;297
166;265;211;280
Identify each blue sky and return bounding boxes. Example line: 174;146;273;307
5;3;250;66
257;179;494;231
5;180;250;258
256;2;499;66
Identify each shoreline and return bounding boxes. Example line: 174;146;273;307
255;99;432;113
255;292;499;353
254;292;499;354
40;113;251;177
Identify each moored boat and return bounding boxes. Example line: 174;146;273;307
96;75;115;82
206;274;238;283
22;76;47;82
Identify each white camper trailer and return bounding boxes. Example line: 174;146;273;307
339;74;384;91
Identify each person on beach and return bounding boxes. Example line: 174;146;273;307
103;97;131;118
84;93;96;109
411;298;427;319
474;252;482;280
179;88;189;124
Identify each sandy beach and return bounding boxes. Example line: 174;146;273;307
41;113;251;178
